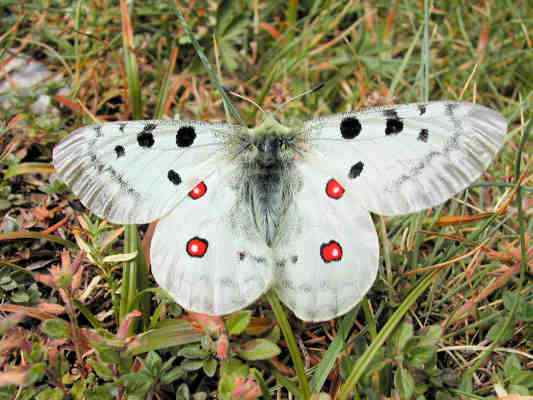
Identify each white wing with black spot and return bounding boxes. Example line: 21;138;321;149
151;164;275;315
304;101;507;215
273;163;379;322
53;120;233;224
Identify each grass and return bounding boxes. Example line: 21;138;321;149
0;1;532;399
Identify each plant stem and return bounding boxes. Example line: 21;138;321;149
265;290;311;399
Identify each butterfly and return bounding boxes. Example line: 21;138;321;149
52;101;506;321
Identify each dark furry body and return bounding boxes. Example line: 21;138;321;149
238;134;299;247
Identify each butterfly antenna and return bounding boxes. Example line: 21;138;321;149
275;82;326;112
228;90;266;115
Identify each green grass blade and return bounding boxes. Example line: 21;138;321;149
310;306;359;392
337;269;440;400
127;320;203;355
120;0;143;119
173;4;244;125
389;25;423;96
118;0;150;333
265;290;311;399
154;47;178;119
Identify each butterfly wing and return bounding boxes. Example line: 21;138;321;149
273;163;379;322
304;101;507;215
151;164;275;315
53;120;233;224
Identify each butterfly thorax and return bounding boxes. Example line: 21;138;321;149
235;117;302;246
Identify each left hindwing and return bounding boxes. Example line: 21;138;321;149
304;101;507;215
53;120;233;224
151;164;275;316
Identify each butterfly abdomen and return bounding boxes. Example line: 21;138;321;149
238;134;298;246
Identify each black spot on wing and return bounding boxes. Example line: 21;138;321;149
176;126;196;147
167;169;182;185
348;161;364;179
418;128;429;142
385;118;403;135
114;145;125;158
418;104;427;115
137;124;157;148
340;116;362;139
137;132;154;148
119;123;126;132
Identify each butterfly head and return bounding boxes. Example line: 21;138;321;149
243;114;302;168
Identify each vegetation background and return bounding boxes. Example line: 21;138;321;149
0;1;531;399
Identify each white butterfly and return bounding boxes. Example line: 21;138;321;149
52;101;506;321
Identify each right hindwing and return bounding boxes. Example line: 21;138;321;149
53;120;234;224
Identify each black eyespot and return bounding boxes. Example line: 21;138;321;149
176;126;196;147
167;169;182;185
137;132;155;148
385;119;403;135
418;128;429;142
340;117;362;139
348;161;364;179
114;145;125;158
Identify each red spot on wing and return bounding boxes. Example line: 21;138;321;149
186;237;209;258
325;179;345;199
320;240;343;263
188;181;207;200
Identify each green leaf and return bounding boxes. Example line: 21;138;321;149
226;310;252;336
176;383;190;400
239;338;281;361
41;318;70;339
25;363;46;386
508;384;530;395
487;319;514;342
392;320;414;354
127;320;203;356
395;367;415;400
88;358;114;381
408;346;435;368
160;366;185;385
418;325;442;347
181;359;204;371
120;372;153;396
503;354;522;380
503;291;533;321
144;351;162;375
178;345;209;359
36;387;64;400
203;358;217;377
102;251;138;264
